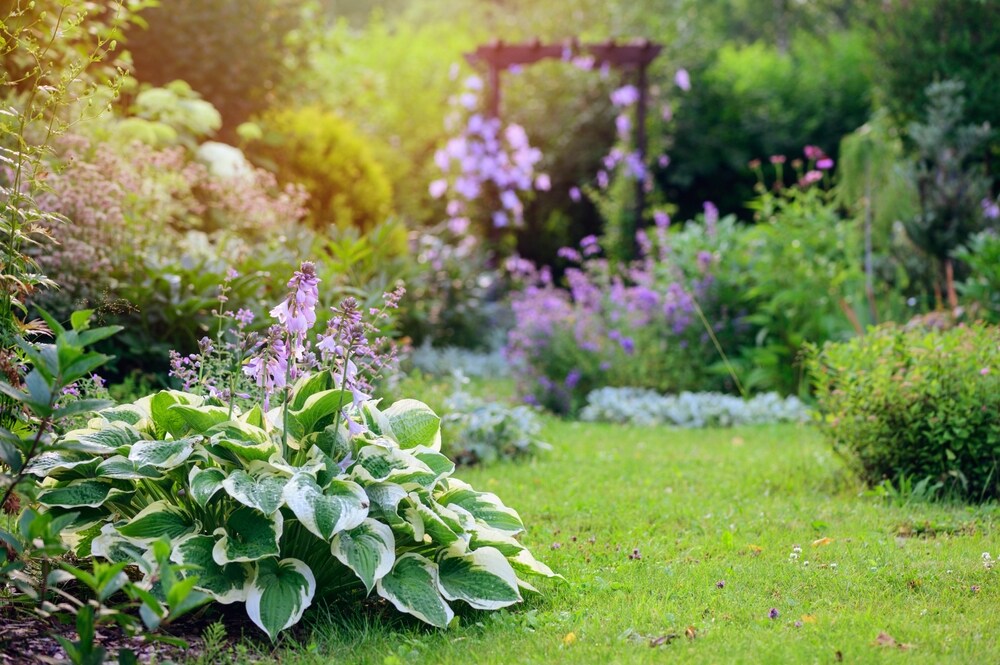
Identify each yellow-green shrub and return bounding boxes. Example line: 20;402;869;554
246;106;393;231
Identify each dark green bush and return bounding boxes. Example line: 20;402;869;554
807;324;1000;501
126;0;304;131
245;106;394;232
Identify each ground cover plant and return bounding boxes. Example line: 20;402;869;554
230;413;1000;664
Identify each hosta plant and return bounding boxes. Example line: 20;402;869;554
29;289;558;640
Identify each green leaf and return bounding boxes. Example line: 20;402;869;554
412;450;455;482
222;470;287;516
437;545;522;610
91;524;150;565
128;438;195;469
376;553;453;628
437;480;524;534
352;445;438;486
289;371;332;410
54;399;115;420
289;388;351;435
26;450;96;478
508;549;562;580
246;558;316;641
240;404;266;429
172;535;251;604
409;496;459;546
38;480;126;508
169;404;231;434
99;404;148;427
212;507;282;564
364;482;423;542
382;399;441;450
330;519;395;594
116;501;197;541
151;391;204;438
95;456;162;480
209;421;276;462
70;310;94;332
188;467;226;508
63;422;144;455
282;473;368;540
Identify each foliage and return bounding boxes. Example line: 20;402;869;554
954;229;1000;324
867;0;1000;141
806;323;1000;501
125;0;306;132
579;388;808;428
398;222;500;349
245;106;394;232
294;16;477;226
113;80;224;148
0;0;136;347
29;374;557;640
903;80;993;300
666;30;872;219
442;376;549;466
736;166;865;394
505;215;736;414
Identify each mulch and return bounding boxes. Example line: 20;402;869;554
0;606;262;664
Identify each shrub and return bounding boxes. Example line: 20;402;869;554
442;379;549;466
125;0;305;131
245;106;393;232
806;324;1000;501
27;266;558;640
955;229;1000;323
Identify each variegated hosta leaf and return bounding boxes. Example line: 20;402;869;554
364;482;424;543
151;390;204;439
408;494;459;546
467;522;526;557
172;534;251;604
37;480;128;508
222;470;287;516
289;388;350;435
508;548;563;580
351;445;438;487
246;558;316;641
62;422;144;455
26;450;98;478
188;466;227;508
91;524;152;566
437;545;522;611
412;449;455;483
96;455;162;480
212;507;282;564
208;421;277;462
128;437;195;469
239;404;267;430
288;371;332;410
97;404;148;427
330;519;395;594
282;473;368;540
169;404;232;434
377;553;453;628
116;500;198;541
437;479;524;534
382;399;441;450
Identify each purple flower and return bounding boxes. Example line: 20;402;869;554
493;211;509;228
569;186;582;202
716;580;725;589
674;68;691;91
557;247;583;262
816;158;834;170
658;155;670;168
235;308;255;327
610;84;640;107
429;179;448;199
768;608;779;620
982;198;1000;220
653;211;670;229
580;235;601;256
597;170;609;189
535;173;551;191
769;155;786;165
565;369;582;389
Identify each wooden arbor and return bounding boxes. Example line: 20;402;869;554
465;39;664;228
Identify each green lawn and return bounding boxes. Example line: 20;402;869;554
235;419;998;664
